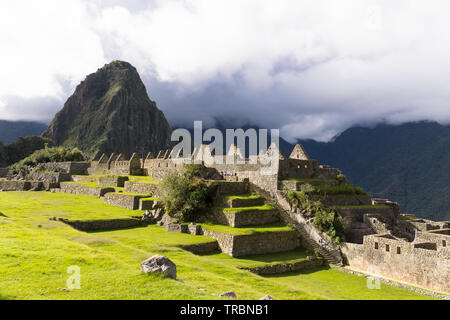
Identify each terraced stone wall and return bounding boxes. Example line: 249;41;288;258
124;181;161;196
341;234;450;295
59;182;114;197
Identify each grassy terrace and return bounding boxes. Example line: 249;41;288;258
62;181;103;189
200;222;295;236
222;203;275;212
108;192;152;197
0;192;140;221
0;191;435;300
128;176;160;184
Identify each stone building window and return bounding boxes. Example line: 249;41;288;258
397;247;401;254
374;242;378;249
443;240;447;247
386;244;390;252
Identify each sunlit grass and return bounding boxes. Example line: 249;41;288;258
0;191;435;300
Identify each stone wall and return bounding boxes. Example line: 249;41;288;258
178;242;220;255
214;180;249;195
59;182;114;197
278;159;318;180
29;171;71;183
213;209;279;227
202;229;301;257
124;181;162;196
0;180;32;191
41;162;90;175
341;234;450;295
61;218;144;231
98;176;129;187
239;258;325;275
103;193;149;210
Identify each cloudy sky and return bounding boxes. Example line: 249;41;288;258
0;0;449;141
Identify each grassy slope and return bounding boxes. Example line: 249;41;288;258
0;192;433;300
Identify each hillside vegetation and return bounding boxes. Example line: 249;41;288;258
300;121;450;221
0;136;55;167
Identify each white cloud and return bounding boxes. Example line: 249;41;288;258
0;0;450;139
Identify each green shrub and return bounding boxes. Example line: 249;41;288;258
314;209;344;244
285;188;344;244
9;145;86;174
160;164;217;222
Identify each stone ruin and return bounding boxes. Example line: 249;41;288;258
0;143;448;295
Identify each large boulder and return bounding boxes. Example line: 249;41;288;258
157;213;174;227
140;255;177;279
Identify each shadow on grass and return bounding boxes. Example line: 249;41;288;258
233;222;291;230
86;224;150;234
262;265;330;277
235;249;309;263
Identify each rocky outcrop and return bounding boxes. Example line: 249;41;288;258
43;61;172;159
140;255;177;279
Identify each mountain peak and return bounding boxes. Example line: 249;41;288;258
42;61;172;158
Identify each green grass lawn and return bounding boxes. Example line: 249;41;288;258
127;176;160;184
199;222;295;236
0;191;436;300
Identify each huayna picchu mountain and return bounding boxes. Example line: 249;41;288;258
43;61;172;159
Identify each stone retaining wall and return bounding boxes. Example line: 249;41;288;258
239;258;325;275
213;209;279;227
178;242;220;255
139;198;154;210
61;218;144;231
103;193;149;210
29;171;71;183
214;181;249;195
124;181;161;196
0;180;32;191
222;197;265;208
341;236;450;295
202;229;301;257
59;182;114;197
98;176;129;187
41;162;90;175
